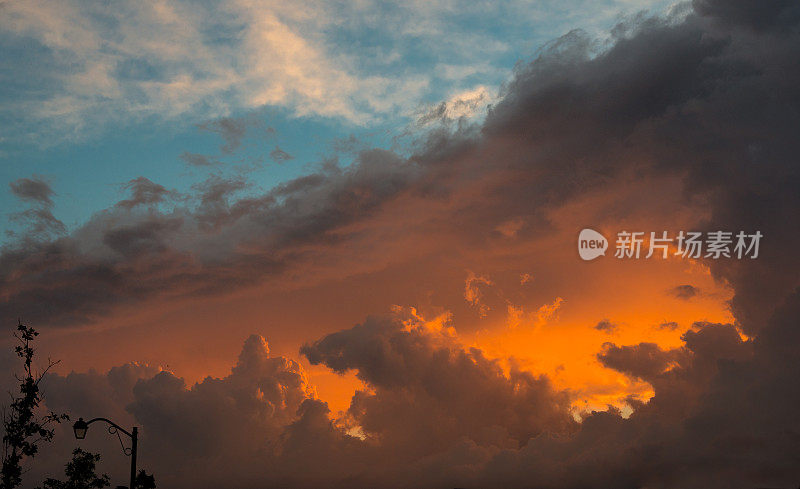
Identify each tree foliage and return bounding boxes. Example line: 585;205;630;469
134;470;155;489
37;449;110;489
1;322;69;489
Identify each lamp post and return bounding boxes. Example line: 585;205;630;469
73;417;138;489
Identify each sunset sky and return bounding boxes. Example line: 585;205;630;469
1;1;799;488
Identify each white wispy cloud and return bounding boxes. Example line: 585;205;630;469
0;0;674;142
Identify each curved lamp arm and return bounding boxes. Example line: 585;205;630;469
82;417;134;438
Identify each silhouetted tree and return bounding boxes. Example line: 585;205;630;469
133;470;155;489
1;322;69;489
37;449;110;489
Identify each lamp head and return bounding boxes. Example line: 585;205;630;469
73;418;88;440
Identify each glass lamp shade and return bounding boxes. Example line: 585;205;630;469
73;418;88;439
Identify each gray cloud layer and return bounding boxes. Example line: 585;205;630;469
3;0;799;334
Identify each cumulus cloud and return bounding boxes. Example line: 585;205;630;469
655;320;680;330
116;177;174;209
668;284;699;300
593;318;618;334
598;341;685;380
15;294;797;488
14;320;572;488
417;85;494;126
301;308;576;468
21;335;355;488
123;335;320;484
9;177;55;207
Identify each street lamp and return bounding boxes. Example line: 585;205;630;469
72;417;138;489
72;418;88;439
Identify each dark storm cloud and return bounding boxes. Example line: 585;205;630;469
598;341;685;380
693;0;800;31
116;177;174;209
655;320;679;330
21;315;575;488
668;284;699;300
9;177;55;207
2;1;800;486
302;311;576;458
479;0;800;333
16;336;361;488
460;319;760;489
0;149;415;326
101;216;184;256
593;318;617;334
21;300;791;489
125;336;315;464
7;176;65;239
41;362;161;426
6;0;796;331
298;1;799;485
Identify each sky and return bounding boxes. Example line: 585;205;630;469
1;0;799;488
0;0;676;234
